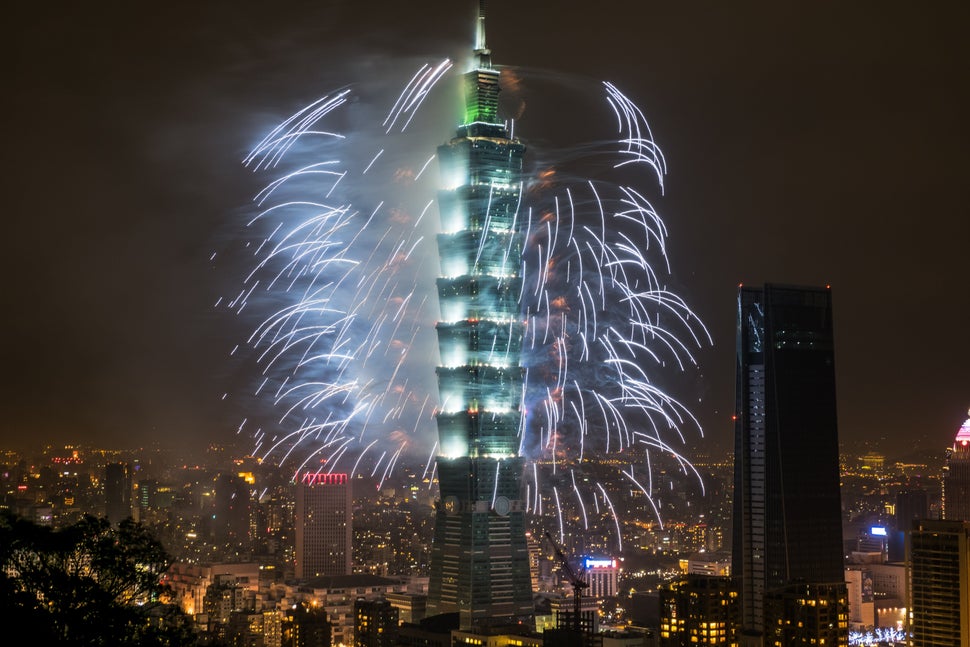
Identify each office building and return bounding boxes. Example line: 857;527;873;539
104;461;132;525
427;3;532;628
844;567;875;629
944;412;970;522
585;557;620;599
732;284;848;646
295;472;352;580
890;489;929;560
684;551;732;577
385;592;428;625
867;561;908;630
895;489;929;528
213;472;251;546
908;519;970;646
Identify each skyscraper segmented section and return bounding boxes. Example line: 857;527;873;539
427;3;533;629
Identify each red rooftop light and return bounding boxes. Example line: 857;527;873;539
300;472;348;485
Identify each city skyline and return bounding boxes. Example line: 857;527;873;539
4;0;968;459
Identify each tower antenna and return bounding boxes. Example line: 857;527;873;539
474;0;491;68
475;0;488;52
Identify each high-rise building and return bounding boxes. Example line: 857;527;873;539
584;557;620;599
104;461;132;525
943;412;970;522
213;472;252;546
426;2;532;629
732;284;848;646
295;472;352;580
659;575;739;647
908;519;970;646
888;489;929;561
895;489;929;528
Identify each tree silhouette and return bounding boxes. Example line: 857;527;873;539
0;511;207;645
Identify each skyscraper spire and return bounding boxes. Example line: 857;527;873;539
461;0;499;125
474;0;491;68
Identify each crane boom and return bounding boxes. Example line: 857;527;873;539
544;532;589;631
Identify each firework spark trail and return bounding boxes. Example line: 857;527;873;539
224;62;455;481
521;81;711;546
225;59;709;550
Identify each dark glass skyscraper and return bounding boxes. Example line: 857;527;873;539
426;3;533;629
104;461;132;525
732;284;848;646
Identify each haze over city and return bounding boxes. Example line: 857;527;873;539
5;0;968;458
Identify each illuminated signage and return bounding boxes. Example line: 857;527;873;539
300;472;348;485
584;557;617;569
870;526;887;537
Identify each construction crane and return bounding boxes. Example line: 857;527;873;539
544;531;589;632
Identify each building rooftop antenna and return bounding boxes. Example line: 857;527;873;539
474;0;491;67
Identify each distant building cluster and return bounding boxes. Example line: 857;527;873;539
7;283;970;646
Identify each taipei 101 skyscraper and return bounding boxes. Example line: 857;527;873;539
426;1;534;628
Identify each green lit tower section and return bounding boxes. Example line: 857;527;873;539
427;1;533;628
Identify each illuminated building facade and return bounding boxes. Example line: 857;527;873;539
584;557;619;599
355;598;400;647
764;583;848;647
943;412;970;522
295;472;352;580
685;551;732;577
659;575;739;647
908;519;970;647
427;2;533;628
733;285;848;646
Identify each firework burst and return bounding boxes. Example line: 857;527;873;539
221;56;709;547
519;81;711;549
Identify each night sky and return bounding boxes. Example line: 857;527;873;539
4;1;968;457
